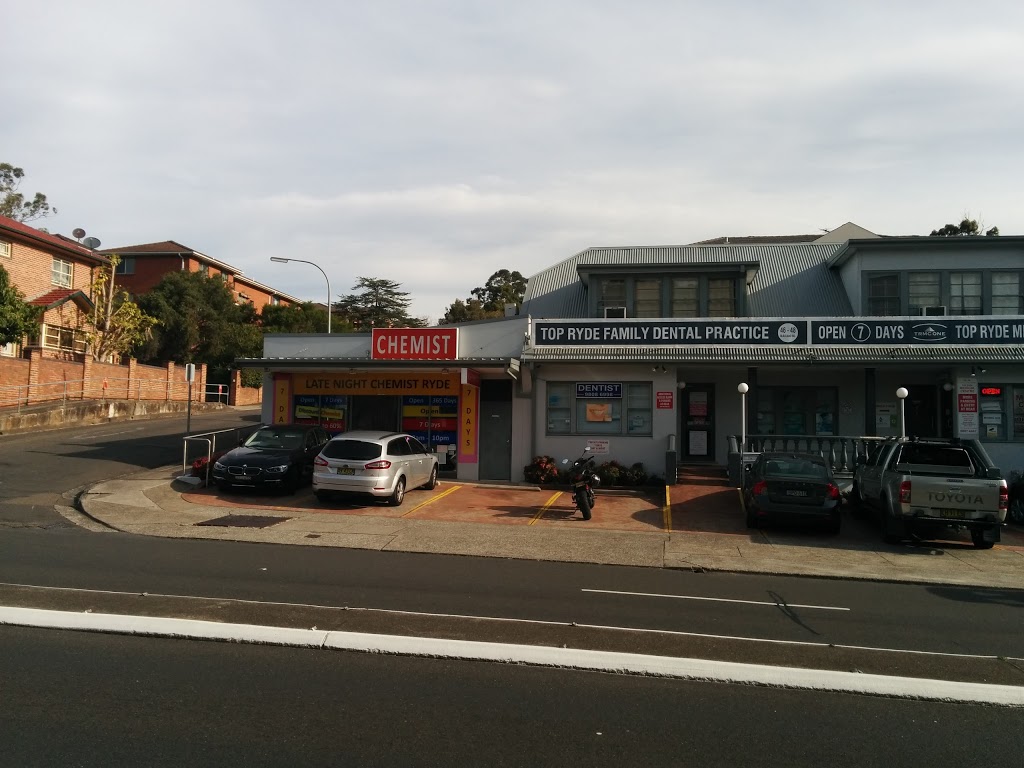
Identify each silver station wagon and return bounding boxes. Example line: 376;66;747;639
312;430;439;506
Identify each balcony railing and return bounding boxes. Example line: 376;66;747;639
726;434;887;485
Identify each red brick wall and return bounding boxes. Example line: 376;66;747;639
230;368;263;406
5;239;97;302
0;357;31;407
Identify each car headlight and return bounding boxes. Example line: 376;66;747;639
213;461;226;471
265;464;289;474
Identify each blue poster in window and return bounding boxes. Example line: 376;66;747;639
576;382;622;398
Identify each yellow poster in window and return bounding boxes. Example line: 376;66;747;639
586;402;612;422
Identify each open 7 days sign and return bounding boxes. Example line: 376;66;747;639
532;318;1024;346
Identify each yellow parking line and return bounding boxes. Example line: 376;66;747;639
401;484;462;517
662;486;672;533
529;492;563;525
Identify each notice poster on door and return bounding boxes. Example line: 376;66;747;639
956;378;979;438
688;430;709;456
689;391;708;417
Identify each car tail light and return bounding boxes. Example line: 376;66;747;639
899;480;912;504
751;480;768;495
364;460;392;470
314;456;328;467
826;482;840;500
999;485;1008;511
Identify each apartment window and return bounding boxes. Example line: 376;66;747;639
199;263;210;276
670;278;699;317
114;257;135;275
950;272;982;315
546;382;652;436
51;257;73;288
707;278;736;317
908;273;940;312
633;278;661;318
867;274;899;316
0;239;11;258
43;324;87;354
270;296;280;306
992;273;1021;315
597;278;626;315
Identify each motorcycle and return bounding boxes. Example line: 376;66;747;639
562;448;599;520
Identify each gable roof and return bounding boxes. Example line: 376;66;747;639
29;288;95;312
692;234;820;245
522;242;852;318
0;215;109;265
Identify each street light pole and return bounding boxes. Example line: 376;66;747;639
270;257;332;334
737;382;749;450
896;387;909;437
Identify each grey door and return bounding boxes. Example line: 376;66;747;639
478;380;512;481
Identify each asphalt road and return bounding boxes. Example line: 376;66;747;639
3;624;1021;768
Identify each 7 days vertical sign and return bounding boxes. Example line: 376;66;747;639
460;383;479;463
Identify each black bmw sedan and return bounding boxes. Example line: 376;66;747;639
211;424;330;494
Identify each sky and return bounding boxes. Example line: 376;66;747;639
4;1;1023;322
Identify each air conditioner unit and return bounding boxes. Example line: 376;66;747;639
924;305;947;316
604;306;627;318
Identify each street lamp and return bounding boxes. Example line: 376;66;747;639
738;382;749;450
896;387;909;437
269;257;332;334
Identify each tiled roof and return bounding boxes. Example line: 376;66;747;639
99;240;195;254
0;215;108;264
29;288;95;311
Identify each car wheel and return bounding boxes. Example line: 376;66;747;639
970;528;995;549
848;482;864;515
1009;497;1024;525
388;477;406;507
826;513;841;535
881;505;904;544
424;465;438;490
745;507;759;529
282;467;300;495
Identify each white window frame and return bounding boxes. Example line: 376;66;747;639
51;257;73;288
0;239;11;258
43;324;88;354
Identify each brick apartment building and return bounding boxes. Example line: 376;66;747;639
99;240;300;312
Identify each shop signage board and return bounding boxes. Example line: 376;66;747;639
402;395;458;447
576;382;622;398
531;317;1024;346
656;391;673;409
292;372;460;396
372;328;459;360
585;439;610;454
956;378;979;438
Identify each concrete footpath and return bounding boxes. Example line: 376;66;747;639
74;465;1024;591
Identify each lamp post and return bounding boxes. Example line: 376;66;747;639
738;382;749;450
269;257;332;334
896;387;909;437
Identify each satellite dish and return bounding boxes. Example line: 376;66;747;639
82;237;102;249
72;228;86;239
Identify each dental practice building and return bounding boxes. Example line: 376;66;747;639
242;225;1024;483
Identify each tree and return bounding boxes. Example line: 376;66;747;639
0;264;41;346
440;269;526;324
333;277;426;329
133;271;263;380
88;254;158;362
0;163;57;222
261;301;353;334
930;217;999;237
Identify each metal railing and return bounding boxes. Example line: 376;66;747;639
726;433;887;485
182;425;260;481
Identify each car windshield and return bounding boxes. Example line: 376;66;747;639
321;440;383;461
763;458;828;479
244;430;304;450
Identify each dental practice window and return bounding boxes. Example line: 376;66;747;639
546;382;652;436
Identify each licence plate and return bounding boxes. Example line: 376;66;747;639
338;467;355;475
786;490;807;497
938;508;962;518
236;475;251;481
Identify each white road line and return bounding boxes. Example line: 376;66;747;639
582;588;850;612
2;606;1022;707
1;581;1015;662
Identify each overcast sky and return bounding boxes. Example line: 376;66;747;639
4;1;1023;322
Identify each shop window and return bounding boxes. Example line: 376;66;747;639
546;382;652;436
634;279;661;318
755;387;837;435
992;273;1021;315
977;384;1007;440
51;257;73;288
43;324;87;354
867;274;899;316
950;272;982;315
707;278;736;317
597;278;626;316
908;273;940;312
671;278;699;317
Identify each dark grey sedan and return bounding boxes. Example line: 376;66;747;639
211;424;330;494
742;452;842;534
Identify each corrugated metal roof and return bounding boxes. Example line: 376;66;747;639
521;345;1024;364
522;243;849;318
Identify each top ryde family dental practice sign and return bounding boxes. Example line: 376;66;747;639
533;318;1024;346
